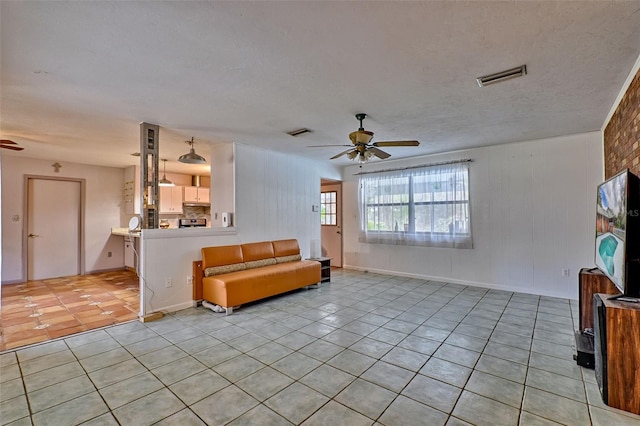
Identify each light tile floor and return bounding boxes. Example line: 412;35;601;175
2;269;640;425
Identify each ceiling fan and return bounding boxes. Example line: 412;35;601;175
311;113;419;163
0;139;24;151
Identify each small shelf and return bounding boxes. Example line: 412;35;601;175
309;257;331;283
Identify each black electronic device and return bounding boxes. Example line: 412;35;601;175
573;330;595;369
593;294;608;404
594;169;640;298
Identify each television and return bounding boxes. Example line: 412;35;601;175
594;169;640;298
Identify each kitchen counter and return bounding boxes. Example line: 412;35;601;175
111;227;141;237
111;226;236;238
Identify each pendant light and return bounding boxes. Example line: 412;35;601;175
158;159;175;187
178;137;206;164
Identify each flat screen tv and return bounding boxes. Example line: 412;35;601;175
594;169;640;298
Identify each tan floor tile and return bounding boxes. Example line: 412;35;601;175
48;325;87;339
1;269;139;349
45;315;80;328
1;316;40;327
80;318;117;329
4;322;41;334
5;334;49;349
40;311;74;321
75;309;106;318
39;305;67;313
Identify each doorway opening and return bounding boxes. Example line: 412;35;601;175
320;179;342;268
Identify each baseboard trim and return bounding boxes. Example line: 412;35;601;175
144;300;197;316
342;264;577;300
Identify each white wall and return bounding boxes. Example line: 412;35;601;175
342;132;603;300
234;143;341;258
1;157;125;283
138;144;342;314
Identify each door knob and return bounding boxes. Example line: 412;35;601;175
28;233;40;238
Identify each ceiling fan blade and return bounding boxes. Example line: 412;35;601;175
307;144;352;148
369;147;391;159
373;140;420;147
0;139;24;150
330;148;355;159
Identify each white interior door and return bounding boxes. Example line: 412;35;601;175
27;178;81;280
321;181;342;267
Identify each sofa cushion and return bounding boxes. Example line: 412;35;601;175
204;262;247;277
272;239;301;257
245;258;277;269
241;241;275;262
275;254;302;264
202;245;244;269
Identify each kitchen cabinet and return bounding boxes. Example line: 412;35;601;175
184;186;210;203
159;186;183;214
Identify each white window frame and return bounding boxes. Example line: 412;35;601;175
321;190;337;226
358;162;472;248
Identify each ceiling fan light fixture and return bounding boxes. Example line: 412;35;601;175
158;159;175;187
178;137;206;164
476;64;527;87
347;150;358;160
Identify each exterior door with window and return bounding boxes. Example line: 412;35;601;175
321;182;342;267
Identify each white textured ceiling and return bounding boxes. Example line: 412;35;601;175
1;1;640;175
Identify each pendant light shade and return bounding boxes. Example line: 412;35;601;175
158;159;175;186
178;137;206;164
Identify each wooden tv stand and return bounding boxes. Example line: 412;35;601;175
596;294;640;415
578;268;618;330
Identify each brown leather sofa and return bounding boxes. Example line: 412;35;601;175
192;239;321;314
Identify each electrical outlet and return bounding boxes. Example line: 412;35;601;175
187;275;193;286
562;268;570;277
165;277;173;288
107;251;112;258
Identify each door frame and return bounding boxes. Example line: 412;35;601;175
22;175;86;281
320;178;343;268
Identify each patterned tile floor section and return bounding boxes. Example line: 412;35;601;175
1;269;640;425
1;270;139;351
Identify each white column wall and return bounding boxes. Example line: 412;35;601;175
209;143;235;227
342;132;602;300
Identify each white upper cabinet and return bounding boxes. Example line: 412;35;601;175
159;186;184;214
184;186;210;203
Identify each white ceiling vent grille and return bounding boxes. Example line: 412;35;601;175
476;65;527;87
287;128;312;137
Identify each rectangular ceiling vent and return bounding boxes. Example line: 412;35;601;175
287;128;312;137
476;65;527;87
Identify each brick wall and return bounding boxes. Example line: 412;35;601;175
604;68;640;179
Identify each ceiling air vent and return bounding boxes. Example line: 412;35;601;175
287;128;312;137
476;65;527;87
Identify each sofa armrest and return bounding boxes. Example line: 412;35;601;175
193;260;203;300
